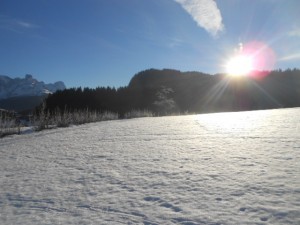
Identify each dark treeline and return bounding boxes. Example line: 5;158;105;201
43;68;300;117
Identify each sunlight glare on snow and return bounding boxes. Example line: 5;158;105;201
195;110;267;133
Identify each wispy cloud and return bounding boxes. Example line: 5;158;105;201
16;20;40;29
0;15;40;32
174;0;224;38
279;53;300;61
167;37;184;48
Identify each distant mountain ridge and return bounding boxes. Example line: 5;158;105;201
0;74;66;99
0;74;66;113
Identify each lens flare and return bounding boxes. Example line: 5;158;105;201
243;41;276;71
224;41;276;78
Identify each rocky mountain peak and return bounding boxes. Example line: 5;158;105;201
0;74;66;99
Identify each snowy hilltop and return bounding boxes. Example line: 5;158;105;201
0;74;66;99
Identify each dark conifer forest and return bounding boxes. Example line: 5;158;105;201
43;68;300;117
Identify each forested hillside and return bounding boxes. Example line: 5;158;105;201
43;68;300;116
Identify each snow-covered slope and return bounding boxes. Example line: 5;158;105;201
1;108;299;224
0;74;65;99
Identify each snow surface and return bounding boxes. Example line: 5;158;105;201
1;108;300;225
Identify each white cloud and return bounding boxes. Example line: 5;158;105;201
175;0;224;37
288;28;300;38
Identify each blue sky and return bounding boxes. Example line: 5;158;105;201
0;0;299;88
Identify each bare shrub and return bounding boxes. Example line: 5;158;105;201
124;110;154;119
33;103;119;131
32;103;51;131
0;111;20;137
52;108;72;127
99;111;119;121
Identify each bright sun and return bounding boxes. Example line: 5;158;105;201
226;55;253;76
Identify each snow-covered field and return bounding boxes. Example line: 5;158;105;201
1;108;300;225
